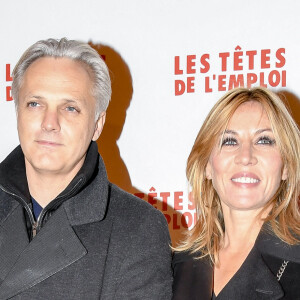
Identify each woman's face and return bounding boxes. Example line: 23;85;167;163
206;101;287;212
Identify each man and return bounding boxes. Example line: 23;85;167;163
0;38;172;299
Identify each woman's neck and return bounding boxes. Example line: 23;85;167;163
221;205;270;250
213;205;270;296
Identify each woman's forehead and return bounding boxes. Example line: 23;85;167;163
226;101;270;130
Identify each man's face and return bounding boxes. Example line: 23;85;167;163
17;57;105;176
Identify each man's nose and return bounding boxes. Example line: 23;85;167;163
234;143;258;166
41;110;61;132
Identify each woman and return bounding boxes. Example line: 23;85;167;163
173;87;300;299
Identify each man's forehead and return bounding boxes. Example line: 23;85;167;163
24;56;93;79
18;57;96;106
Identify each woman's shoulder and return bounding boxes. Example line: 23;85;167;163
256;226;300;264
172;250;199;266
172;249;212;275
172;250;213;300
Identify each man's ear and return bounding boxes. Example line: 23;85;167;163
92;112;106;141
282;164;288;181
205;160;212;180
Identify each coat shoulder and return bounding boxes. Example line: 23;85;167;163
102;183;173;299
106;182;171;260
108;183;168;228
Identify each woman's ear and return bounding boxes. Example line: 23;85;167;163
205;161;212;180
281;164;288;181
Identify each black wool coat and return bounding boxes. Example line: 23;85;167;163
0;142;173;299
172;225;300;300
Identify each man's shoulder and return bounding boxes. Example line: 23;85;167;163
101;184;172;299
107;183;168;231
109;183;160;215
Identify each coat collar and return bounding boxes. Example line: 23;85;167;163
0;145;30;203
63;153;109;226
256;222;300;264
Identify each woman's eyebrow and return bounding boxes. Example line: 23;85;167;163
255;128;272;134
220;129;237;136
221;128;272;136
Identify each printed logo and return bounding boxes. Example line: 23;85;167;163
174;46;286;95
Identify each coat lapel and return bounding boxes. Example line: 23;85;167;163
0;206;87;299
0;203;29;283
217;246;283;300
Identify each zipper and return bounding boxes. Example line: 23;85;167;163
32;221;38;237
0;184;35;224
34;177;84;233
0;177;84;238
0;184;36;238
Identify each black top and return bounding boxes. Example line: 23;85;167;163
172;226;300;299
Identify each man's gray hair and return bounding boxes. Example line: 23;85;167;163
12;38;111;119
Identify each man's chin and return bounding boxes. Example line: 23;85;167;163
25;155;65;174
31;163;65;174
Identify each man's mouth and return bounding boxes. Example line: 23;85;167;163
36;140;63;146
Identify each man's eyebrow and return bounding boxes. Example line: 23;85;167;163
63;99;78;103
25;95;44;100
25;95;79;103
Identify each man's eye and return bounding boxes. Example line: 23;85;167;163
28;102;39;107
65;106;78;112
257;136;276;145
221;137;237;146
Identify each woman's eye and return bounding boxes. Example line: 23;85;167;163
221;137;237;146
257;136;276;145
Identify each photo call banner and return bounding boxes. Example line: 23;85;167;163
0;0;299;245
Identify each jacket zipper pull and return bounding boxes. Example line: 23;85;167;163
32;222;37;238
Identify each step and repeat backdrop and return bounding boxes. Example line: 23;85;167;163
0;0;299;244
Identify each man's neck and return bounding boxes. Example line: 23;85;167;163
25;163;82;208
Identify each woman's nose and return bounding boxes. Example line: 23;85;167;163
234;143;258;166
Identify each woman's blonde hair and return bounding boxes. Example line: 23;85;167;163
177;87;300;264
